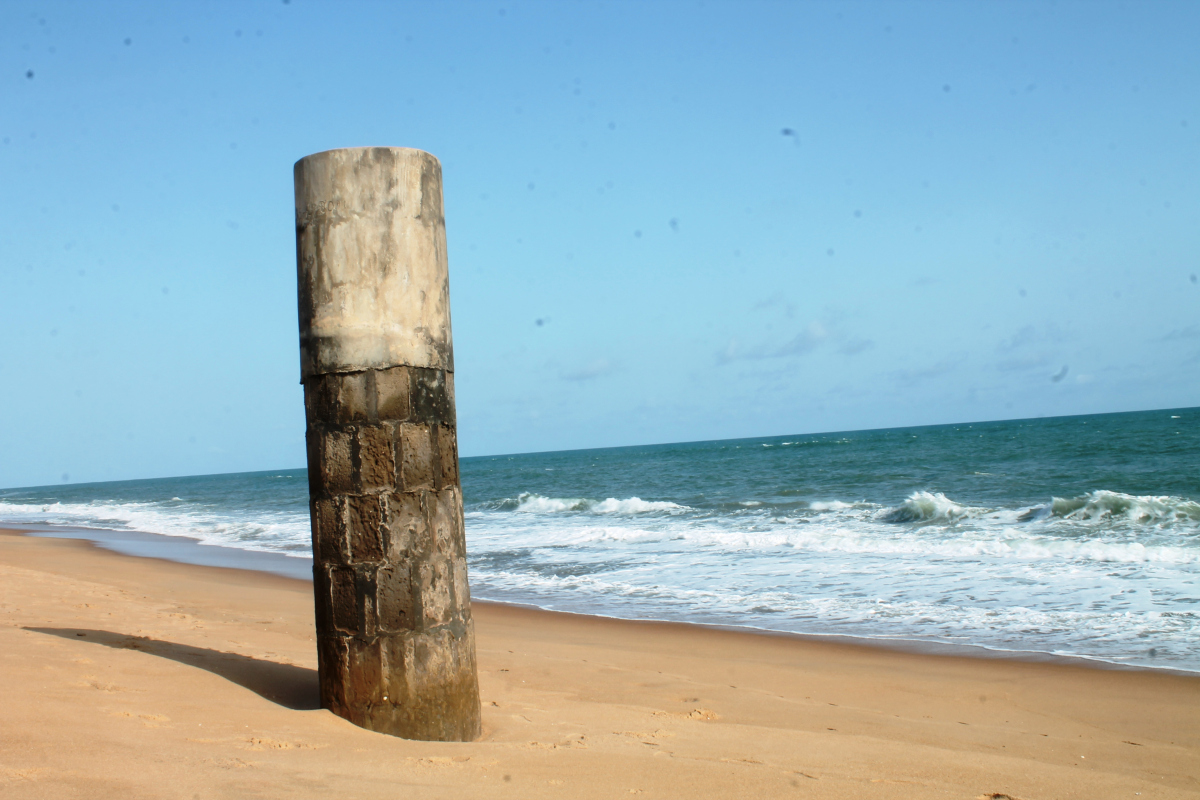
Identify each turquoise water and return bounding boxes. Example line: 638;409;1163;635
3;407;1197;670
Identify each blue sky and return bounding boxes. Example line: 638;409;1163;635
2;0;1197;487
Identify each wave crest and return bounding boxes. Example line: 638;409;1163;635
879;492;979;524
1042;491;1200;525
809;500;855;512
483;493;688;515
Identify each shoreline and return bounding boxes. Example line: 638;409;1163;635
1;526;1197;798
3;521;314;581
6;521;1195;677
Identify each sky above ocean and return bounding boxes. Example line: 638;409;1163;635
1;1;1197;487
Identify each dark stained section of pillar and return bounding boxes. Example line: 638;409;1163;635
304;366;479;741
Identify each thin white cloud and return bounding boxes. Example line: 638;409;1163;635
1160;324;1200;341
561;358;615;381
997;323;1069;353
889;354;967;386
995;354;1050;372
717;320;871;364
775;322;829;357
836;337;874;356
992;324;1069;374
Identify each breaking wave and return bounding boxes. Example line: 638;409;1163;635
1037;491;1200;526
878;491;983;524
482;493;688;515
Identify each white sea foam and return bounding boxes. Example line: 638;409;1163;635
0;499;312;555
508;493;687;515
473;510;1200;565
467;567;1198;669
469;483;1200;572
808;500;855;512
592;497;687;514
461;479;1200;670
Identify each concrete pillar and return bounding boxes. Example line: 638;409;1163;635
294;147;481;741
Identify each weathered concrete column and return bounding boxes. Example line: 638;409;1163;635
294;147;481;741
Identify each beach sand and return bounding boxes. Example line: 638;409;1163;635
1;528;1196;799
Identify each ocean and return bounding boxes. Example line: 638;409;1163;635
2;407;1197;672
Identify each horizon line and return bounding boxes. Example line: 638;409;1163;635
2;403;1194;492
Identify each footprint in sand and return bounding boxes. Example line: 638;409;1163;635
618;730;675;741
523;735;587;750
244;737;323;751
202;757;257;770
654;707;719;721
0;767;46;783
407;756;471;768
111;711;168;727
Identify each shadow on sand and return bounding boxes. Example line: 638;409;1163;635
27;627;320;711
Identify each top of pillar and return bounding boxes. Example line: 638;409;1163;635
295;147;453;379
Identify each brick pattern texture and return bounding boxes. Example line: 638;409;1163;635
304;365;481;741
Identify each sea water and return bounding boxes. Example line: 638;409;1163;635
2;408;1197;671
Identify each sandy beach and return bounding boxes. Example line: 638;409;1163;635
1;528;1196;799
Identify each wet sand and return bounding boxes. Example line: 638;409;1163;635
1;528;1197;799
